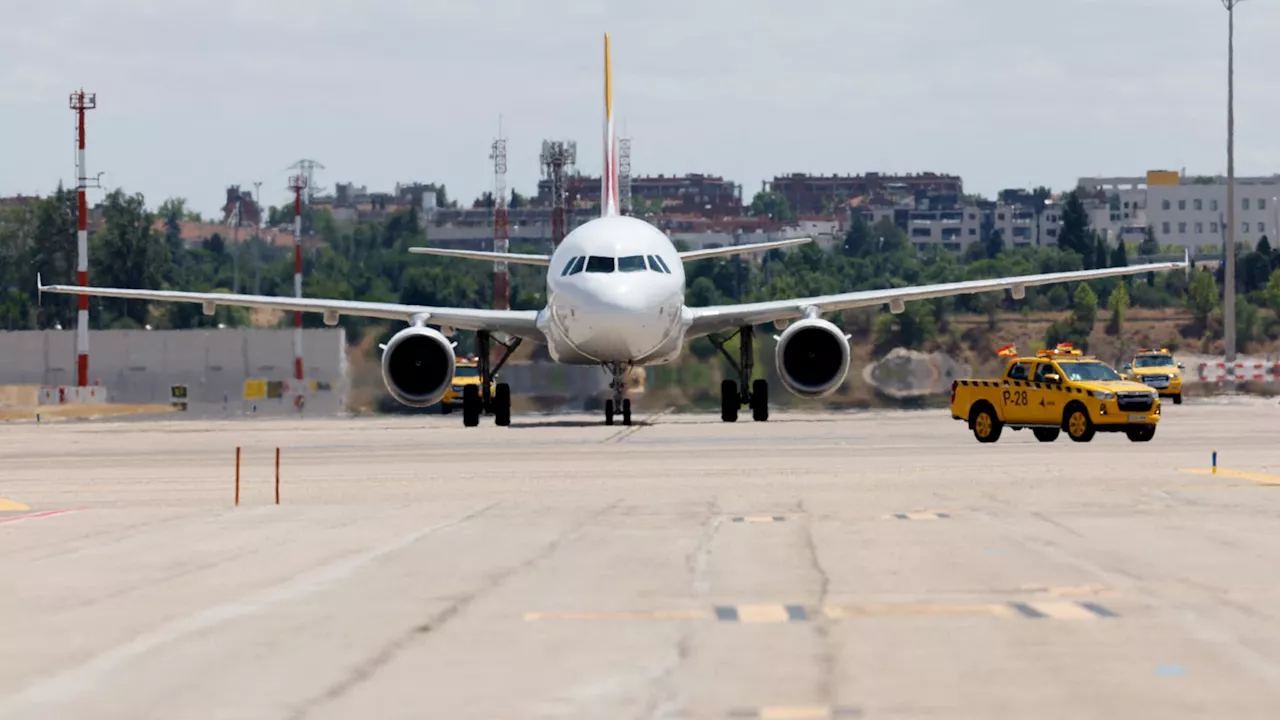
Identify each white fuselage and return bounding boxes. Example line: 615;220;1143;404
536;215;690;366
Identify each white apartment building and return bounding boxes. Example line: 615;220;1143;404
906;207;983;251
1078;171;1280;250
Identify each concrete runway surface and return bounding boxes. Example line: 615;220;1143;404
2;398;1280;719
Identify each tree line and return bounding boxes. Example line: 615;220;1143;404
4;186;1280;355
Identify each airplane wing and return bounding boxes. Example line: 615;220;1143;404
408;247;551;265
686;257;1189;339
678;237;812;262
37;277;544;342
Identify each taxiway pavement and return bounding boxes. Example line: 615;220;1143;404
2;400;1279;719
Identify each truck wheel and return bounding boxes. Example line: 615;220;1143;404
1126;426;1156;442
1063;404;1095;443
1033;428;1059;442
1172;394;1182;405
970;404;1002;443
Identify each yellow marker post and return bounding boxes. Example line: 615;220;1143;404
1212;449;1217;474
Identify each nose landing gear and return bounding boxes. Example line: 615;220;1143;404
604;361;633;426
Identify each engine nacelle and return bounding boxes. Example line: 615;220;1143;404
379;326;456;407
774;317;851;398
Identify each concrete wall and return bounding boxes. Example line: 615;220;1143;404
0;329;349;417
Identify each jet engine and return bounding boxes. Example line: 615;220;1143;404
774;318;851;398
379;326;456;407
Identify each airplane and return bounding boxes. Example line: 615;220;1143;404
40;33;1189;428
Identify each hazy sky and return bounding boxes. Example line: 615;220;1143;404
4;0;1280;219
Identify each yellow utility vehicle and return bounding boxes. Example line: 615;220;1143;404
950;348;1161;444
1121;348;1184;405
438;357;494;414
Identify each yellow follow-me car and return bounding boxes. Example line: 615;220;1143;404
951;347;1161;443
438;357;494;414
1121;348;1184;405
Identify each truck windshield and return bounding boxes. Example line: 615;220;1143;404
1133;356;1174;368
1057;361;1122;382
455;366;480;378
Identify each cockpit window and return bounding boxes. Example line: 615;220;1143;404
585;256;615;273
566;256;586;275
618;255;646;273
645;255;665;273
560;256;579;276
653;255;673;274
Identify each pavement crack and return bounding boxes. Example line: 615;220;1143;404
800;498;836;707
287;500;618;720
640;499;721;720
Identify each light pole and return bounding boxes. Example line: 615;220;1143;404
1222;0;1245;362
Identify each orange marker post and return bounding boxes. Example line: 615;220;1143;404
275;447;281;505
235;446;241;506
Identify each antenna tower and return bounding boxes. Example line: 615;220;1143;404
541;140;577;245
491;126;510;311
69;89;99;388
287;159;326;203
618;137;632;216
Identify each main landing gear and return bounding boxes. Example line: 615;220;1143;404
462;331;522;428
604;361;633;427
709;325;768;423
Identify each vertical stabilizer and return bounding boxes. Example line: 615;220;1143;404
601;33;619;217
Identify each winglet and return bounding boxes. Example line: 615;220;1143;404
601;32;619;218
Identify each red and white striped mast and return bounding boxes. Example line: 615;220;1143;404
288;174;307;382
69;89;97;388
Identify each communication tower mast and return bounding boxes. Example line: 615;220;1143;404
541;140;577;246
287;159;326;204
288;174;308;383
69;89;98;387
618;137;632;216
491;127;510;311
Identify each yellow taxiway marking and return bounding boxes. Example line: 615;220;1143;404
0;499;31;512
823;603;1016;620
1180;468;1280;486
733;605;794;624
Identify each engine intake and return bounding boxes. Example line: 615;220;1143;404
775;318;850;398
380;326;456;407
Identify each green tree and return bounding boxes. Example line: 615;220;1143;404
984;228;1005;259
748;191;795;222
91;190;170;326
1186;269;1218;329
1265;268;1280;311
1072;282;1098;332
1058;190;1091;258
1093;235;1108;271
1110;236;1128;269
1106;281;1129;335
842;215;871;256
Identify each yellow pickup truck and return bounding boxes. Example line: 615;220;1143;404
1121;348;1184;405
951;349;1161;444
438;357;493;414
